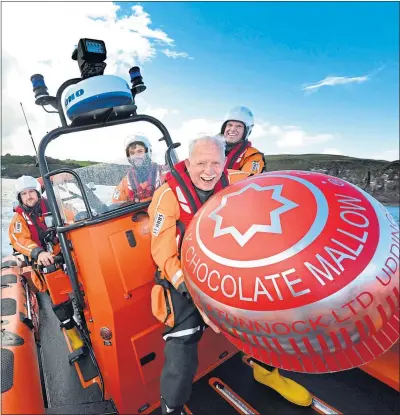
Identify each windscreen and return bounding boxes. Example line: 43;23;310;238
44;121;171;224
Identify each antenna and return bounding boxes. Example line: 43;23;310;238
20;102;39;166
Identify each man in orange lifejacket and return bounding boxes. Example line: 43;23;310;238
220;106;265;174
148;136;311;415
9;175;84;351
9;176;57;277
112;134;167;204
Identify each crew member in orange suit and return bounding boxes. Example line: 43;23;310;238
112;134;167;204
220;106;265;174
9;175;57;278
149;136;245;414
148;136;311;415
9;175;84;351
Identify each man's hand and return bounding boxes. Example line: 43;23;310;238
195;304;220;334
37;251;54;267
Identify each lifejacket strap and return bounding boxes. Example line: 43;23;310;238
226;141;251;169
176;281;191;300
170;269;183;286
154;269;190;299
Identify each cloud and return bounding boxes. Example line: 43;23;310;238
257;124;334;148
323;147;343;155
303;75;369;92
224;122;334;151
302;66;385;93
120;5;174;45
169;118;222;159
162;49;193;60
303;65;385;93
142;105;170;121
1;3;189;161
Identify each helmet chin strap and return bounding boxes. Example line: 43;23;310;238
226;139;245;150
22;201;41;214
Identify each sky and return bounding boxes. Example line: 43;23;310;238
1;1;399;164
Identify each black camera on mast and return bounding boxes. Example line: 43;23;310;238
30;37;148;123
71;38;107;79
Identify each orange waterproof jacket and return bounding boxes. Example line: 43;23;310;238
9;200;62;292
226;141;265;174
9;199;60;260
148;167;249;291
112;163;168;204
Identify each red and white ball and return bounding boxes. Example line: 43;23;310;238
181;171;399;373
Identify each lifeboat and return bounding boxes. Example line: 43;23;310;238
1;36;399;415
1;258;44;414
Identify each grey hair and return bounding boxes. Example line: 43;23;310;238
188;135;226;160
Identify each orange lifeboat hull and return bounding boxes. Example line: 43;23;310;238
1;263;45;414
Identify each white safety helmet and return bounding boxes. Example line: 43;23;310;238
15;175;42;201
221;106;255;140
124;134;152;158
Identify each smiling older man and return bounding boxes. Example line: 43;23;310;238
148;135;249;414
148;135;311;414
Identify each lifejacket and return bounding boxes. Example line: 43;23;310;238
14;198;48;249
127;163;158;202
165;161;230;250
225;140;252;170
152;162;230;328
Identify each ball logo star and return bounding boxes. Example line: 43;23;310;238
208;183;299;247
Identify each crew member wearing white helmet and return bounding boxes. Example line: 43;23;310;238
9;176;55;272
9;175;85;351
112;134;167;204
220;106;265;174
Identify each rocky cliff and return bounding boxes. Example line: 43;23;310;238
264;154;399;205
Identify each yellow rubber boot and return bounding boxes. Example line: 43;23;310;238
253;363;312;407
65;327;84;351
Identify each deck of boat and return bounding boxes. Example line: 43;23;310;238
150;352;399;415
37;291;399;414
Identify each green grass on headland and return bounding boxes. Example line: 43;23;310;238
1;154;98;178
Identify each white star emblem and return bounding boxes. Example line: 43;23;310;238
208;183;298;247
